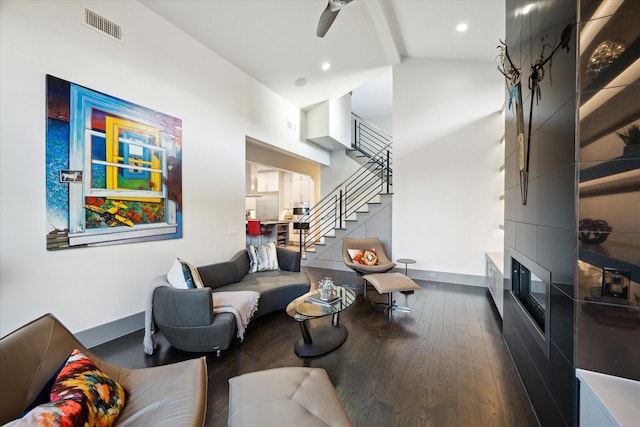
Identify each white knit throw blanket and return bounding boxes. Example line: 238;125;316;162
213;291;260;341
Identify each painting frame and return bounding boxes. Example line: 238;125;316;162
46;75;183;250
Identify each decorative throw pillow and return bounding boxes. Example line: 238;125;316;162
167;258;204;289
247;242;280;273
348;248;379;265
361;249;379;266
347;249;363;263
20;349;126;427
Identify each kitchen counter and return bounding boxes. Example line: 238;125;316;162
246;220;291;246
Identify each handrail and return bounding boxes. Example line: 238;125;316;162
352;113;392;161
296;120;392;251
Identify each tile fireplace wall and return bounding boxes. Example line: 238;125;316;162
503;1;640;426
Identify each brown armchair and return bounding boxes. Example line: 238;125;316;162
0;314;207;426
342;237;395;294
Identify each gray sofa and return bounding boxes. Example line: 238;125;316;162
153;246;310;353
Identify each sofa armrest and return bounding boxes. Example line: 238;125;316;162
153;287;214;327
276;247;301;272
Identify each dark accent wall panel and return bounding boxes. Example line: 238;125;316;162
504;1;640;426
503;0;577;426
577;1;640;381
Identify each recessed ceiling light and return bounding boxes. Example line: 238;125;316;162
321;62;331;71
294;77;307;87
456;23;468;32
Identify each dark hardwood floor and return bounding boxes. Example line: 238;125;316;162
92;267;539;427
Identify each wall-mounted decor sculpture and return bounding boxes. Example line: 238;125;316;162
497;24;572;205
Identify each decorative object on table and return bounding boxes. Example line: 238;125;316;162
617;123;640;156
318;277;336;300
602;267;631;300
497;24;572;205
305;292;341;306
579;218;612;244
587;40;626;85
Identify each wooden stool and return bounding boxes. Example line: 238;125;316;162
363;272;420;318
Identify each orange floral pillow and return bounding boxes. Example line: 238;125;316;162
348;248;379;265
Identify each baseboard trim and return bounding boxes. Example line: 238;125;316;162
301;261;486;288
76;311;144;348
407;269;486;287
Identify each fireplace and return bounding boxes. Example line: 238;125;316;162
509;250;551;357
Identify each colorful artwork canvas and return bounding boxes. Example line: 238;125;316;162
46;75;182;250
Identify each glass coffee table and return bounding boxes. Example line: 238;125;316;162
286;285;356;357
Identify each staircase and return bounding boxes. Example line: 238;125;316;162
297;115;393;270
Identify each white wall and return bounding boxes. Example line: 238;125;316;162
393;58;504;280
351;67;393;134
0;0;329;336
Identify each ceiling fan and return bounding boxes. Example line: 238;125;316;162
316;0;353;37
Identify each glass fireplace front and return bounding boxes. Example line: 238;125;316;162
511;258;547;333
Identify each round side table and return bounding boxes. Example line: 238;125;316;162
397;258;416;276
396;258;416;296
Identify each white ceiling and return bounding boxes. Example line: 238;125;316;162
140;0;505;111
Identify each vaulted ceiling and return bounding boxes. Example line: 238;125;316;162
141;0;505;112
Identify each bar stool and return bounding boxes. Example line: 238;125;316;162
247;220;271;245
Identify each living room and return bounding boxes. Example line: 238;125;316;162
0;1;504;342
2;1;639;426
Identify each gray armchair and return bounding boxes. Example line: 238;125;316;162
0;314;207;427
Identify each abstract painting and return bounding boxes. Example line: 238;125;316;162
46;75;182;250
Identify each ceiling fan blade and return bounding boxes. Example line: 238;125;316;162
316;5;339;37
316;0;353;38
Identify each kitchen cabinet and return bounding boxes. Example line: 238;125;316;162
257;170;279;192
291;175;313;202
283;172;314;210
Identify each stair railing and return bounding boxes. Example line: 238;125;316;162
297;140;392;251
352;113;392;161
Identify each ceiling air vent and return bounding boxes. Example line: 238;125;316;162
84;9;123;42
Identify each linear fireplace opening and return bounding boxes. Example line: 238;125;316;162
508;250;551;358
512;258;546;332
